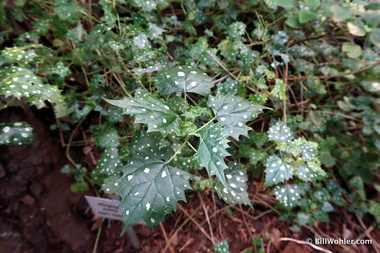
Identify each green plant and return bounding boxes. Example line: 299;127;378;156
1;0;379;241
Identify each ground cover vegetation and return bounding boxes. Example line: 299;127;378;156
0;0;380;252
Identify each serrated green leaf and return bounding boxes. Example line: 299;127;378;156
104;157;192;230
0;122;33;146
91;124;120;148
195;123;230;187
1;46;37;65
182;106;212;120
215;240;230;253
96;147;123;176
55;0;80;22
297;161;326;181
314;210;329;222
274;184;301;208
271;79;287;100
267;121;294;143
155;66;213;96
104;89;180;136
1;68;65;109
130;131;172;161
300;143;317;161
214;162;251;206
369;201;380;222
265;155;294;186
208;95;266;139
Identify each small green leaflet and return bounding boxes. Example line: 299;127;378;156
274;184;301;208
195;123;230;187
104;89;180;136
155;66;214;96
96;147;122;176
297;162;326;181
91;124;120;148
0;122;33;146
265;155;294;186
300;143;317;161
215;240;231;253
54;0;80;22
208;95;266;139
267;121;294;143
1;46;37;65
270;79;287;100
103;157;192;231
1;68;65;109
214;162;251;206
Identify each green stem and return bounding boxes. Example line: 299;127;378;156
0;97;16;111
93;218;104;253
194;116;217;134
165;138;189;164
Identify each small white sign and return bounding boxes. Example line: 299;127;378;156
85;196;123;220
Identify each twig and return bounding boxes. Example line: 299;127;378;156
279;237;333;253
268;60;380;83
0;97;16;111
206;51;239;81
212;70;240;84
160;222;174;253
199;193;215;244
355;214;380;253
93;218;104;253
162;206;202;253
177;204;214;243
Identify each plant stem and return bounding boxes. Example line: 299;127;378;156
93;218;104;253
0;97;16;111
165;138;189;164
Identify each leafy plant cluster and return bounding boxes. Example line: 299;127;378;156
1;0;379;237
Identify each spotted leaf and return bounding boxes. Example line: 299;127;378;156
214;162;251;206
215;240;230;253
267;121;294;143
265;155;294;186
104;89;180;136
155;66;213;96
274;184;301;208
300;143;317;161
297;162;326;181
1;46;37;65
208;95;266;139
129;131;172;161
195;123;230;187
96;148;123;176
0;122;33;146
91;124;120;148
0;68;65;109
103;157;192;231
